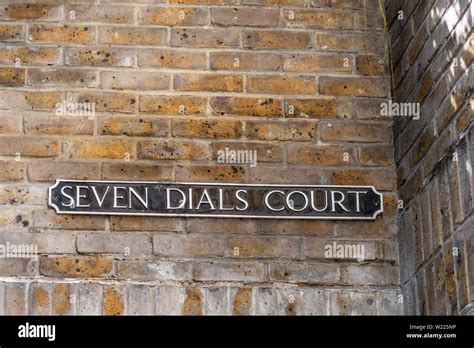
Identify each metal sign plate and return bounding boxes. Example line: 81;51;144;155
48;180;384;220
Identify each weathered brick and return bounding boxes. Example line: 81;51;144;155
0;136;60;157
118;260;191;281
102;71;169;90
0;209;31;230
0;4;62;21
153;234;226;257
186;294;208;315
193;261;265;281
344;264;399;286
457;138;472;221
326;169;395;191
128;285;154;315
111;216;184;232
65;139;136;159
249;167;326;185
140;95;207;115
284;98;352;118
378;290;403;315
0;46;61;65
0;68;25;86
0;184;45;205
28;161;101;182
311;0;362;8
320;122;392;143
171;28;240;48
30;283;51;315
210;52;281;71
103;163;173;180
247;75;317;95
139;49;208;69
99;26;167;45
138;139;210;160
155;286;183;315
382;193;399;219
28;68;97;87
69;91;137;113
245;120;316;141
353;7;385;31
188;217;333;235
316;32;385;54
0;258;35;277
99;117;168;137
25;116;94;135
77;283;102;315
33;209;106;230
204;287;228;315
174;73;243;92
331;290;378;315
176;165;246;182
140;7;209;26
0;160;25;180
231;287;252;315
228;236;300;258
300;288;327;315
211;7;279;27
356;55;386;75
359;145;396;166
269;262;340;284
29;24;94;44
254;288;278;314
275;288;302;315
173;119;242;138
211;141;284;162
282;53;353;73
0;231;75;254
336;220;396;242
0;24;23;42
5;283;27;315
53;283;74;315
65;4;134;24
77;233;152;255
287;145;356;165
65;47;135;67
0;90;61;111
244;30;312;49
40;256;113;278
320;77;389;97
283;9;353;29
0;115;20;134
103;287;125;315
211;96;281;117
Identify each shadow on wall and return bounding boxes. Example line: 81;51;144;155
387;0;473;315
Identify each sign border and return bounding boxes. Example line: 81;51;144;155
48;179;384;220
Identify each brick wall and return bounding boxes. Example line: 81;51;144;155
0;1;401;315
386;0;473;314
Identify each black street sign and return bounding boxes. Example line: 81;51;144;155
48;180;384;220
